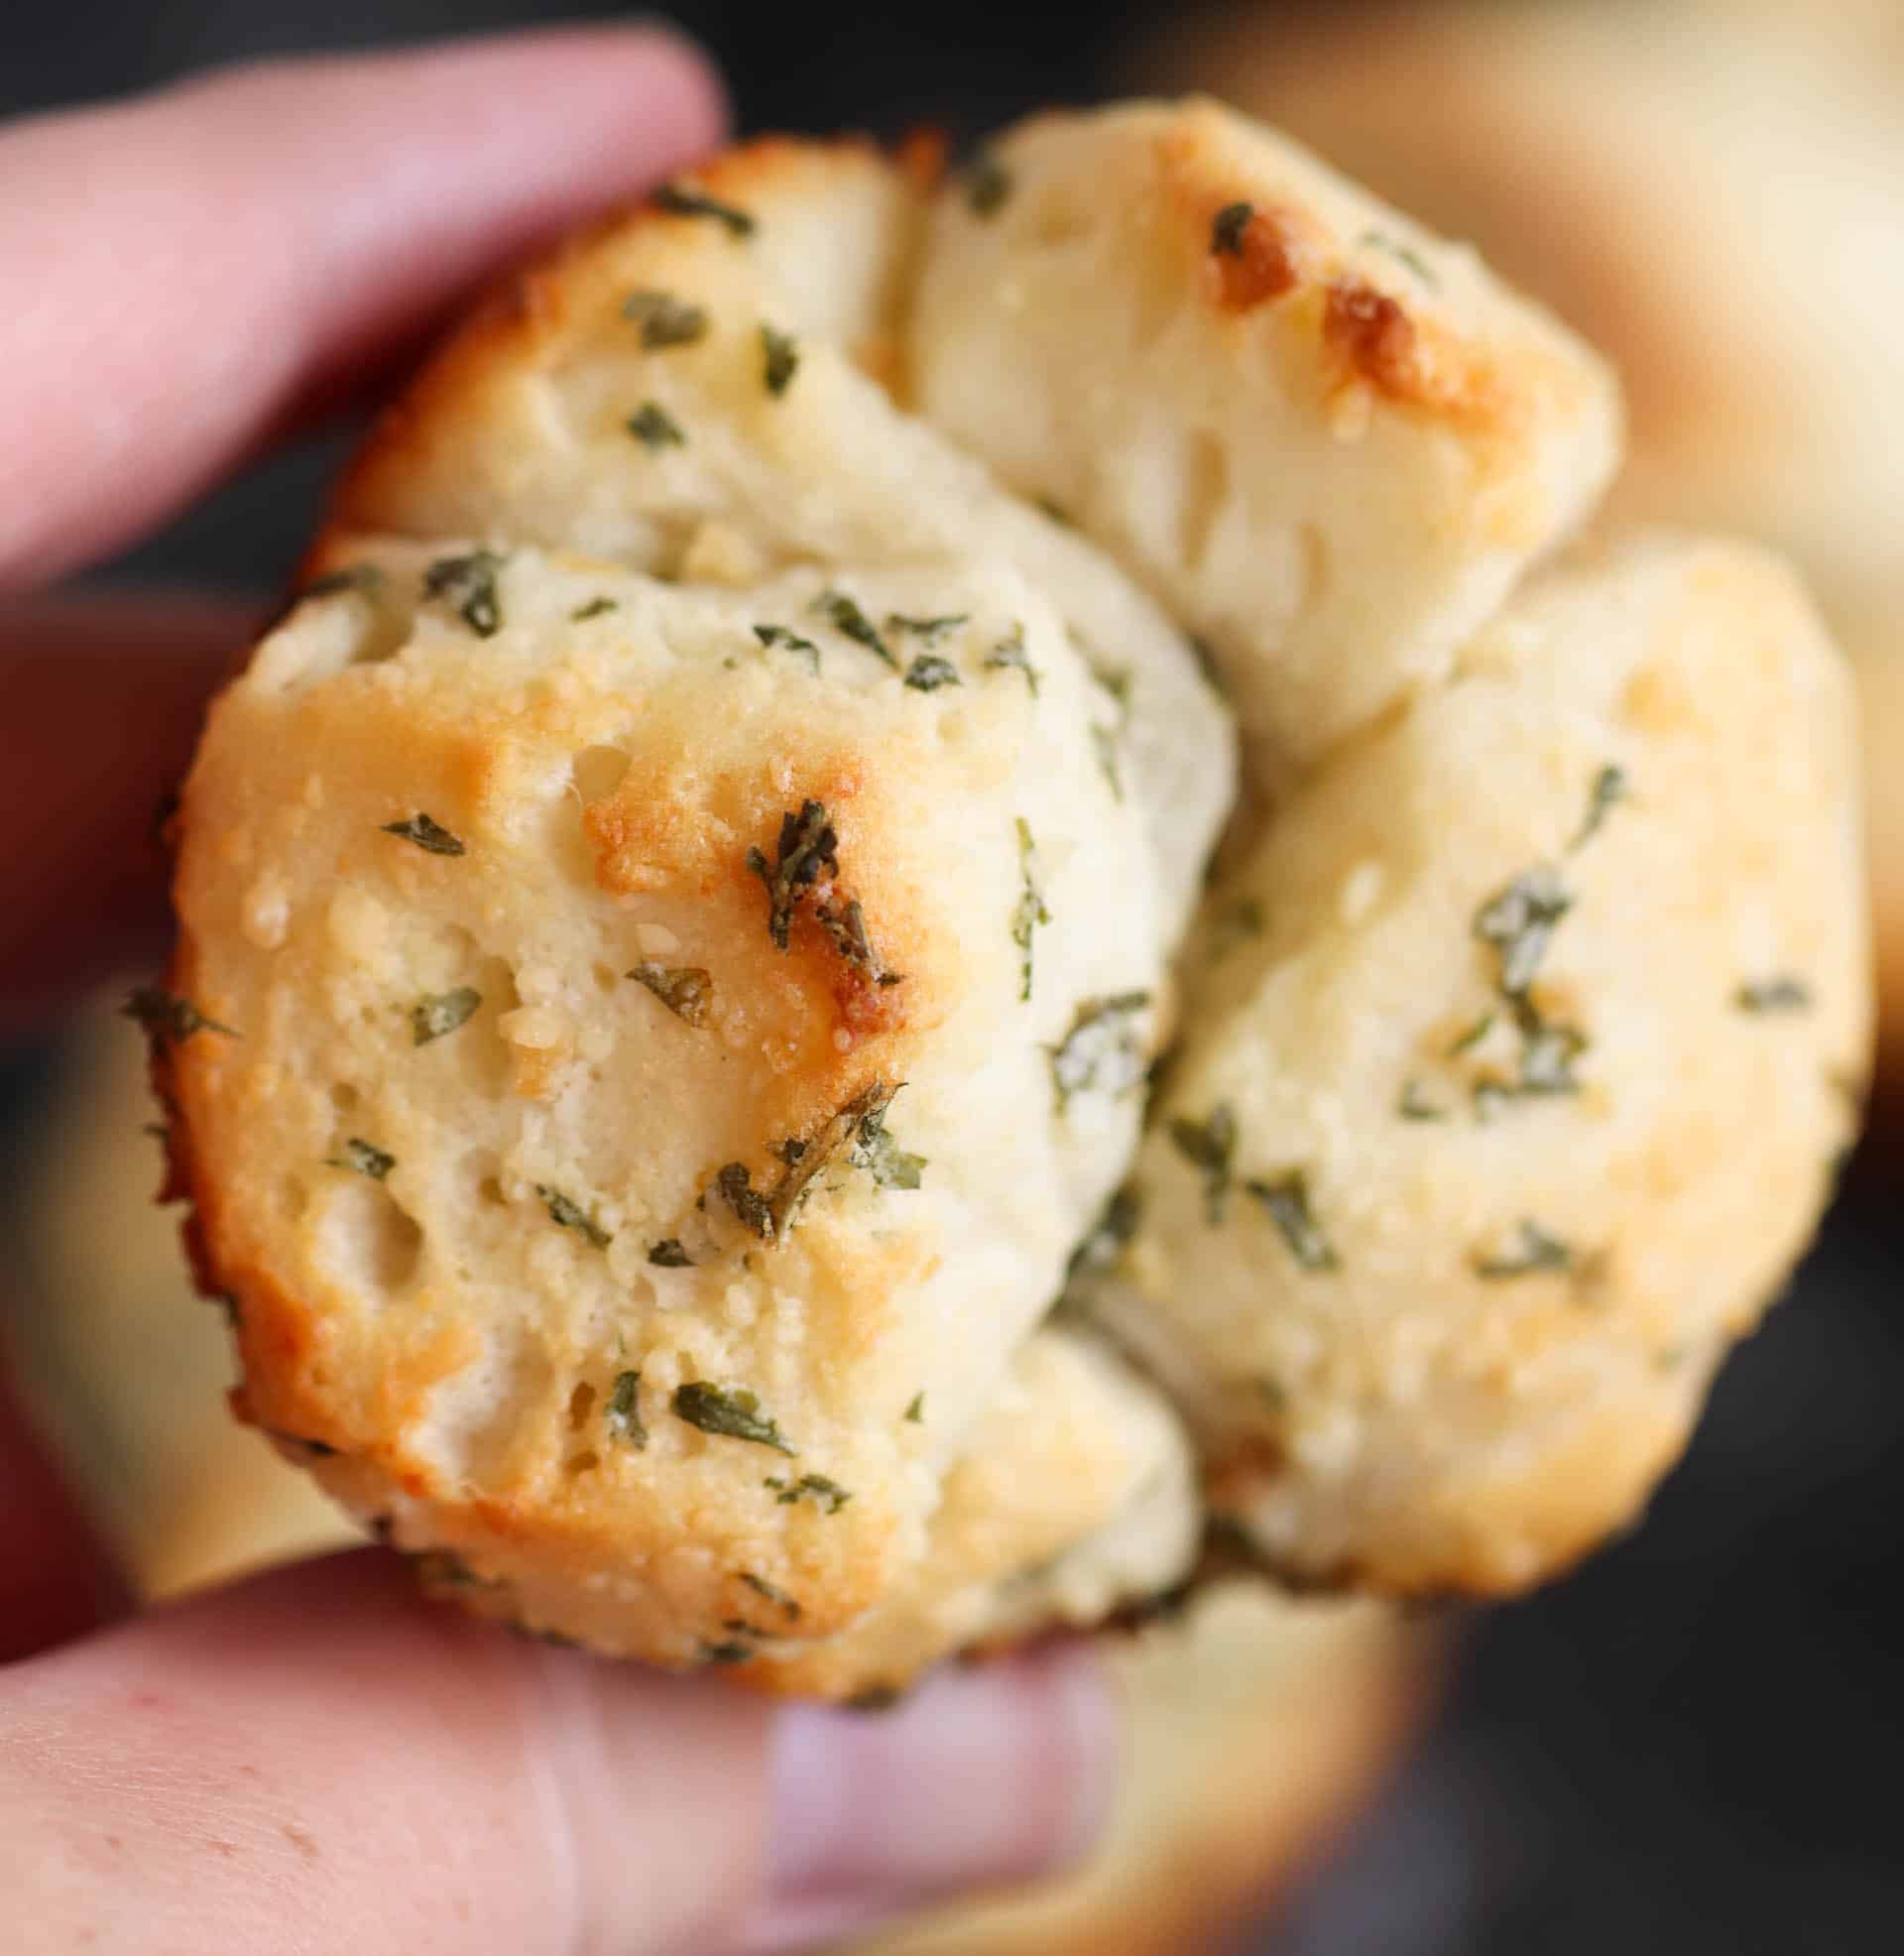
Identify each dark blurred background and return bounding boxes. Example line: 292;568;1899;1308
4;4;1901;1952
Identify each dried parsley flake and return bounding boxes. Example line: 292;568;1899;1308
1049;993;1151;1109
627;402;685;448
887;614;968;645
622;288;709;348
746;799;838;950
754;623;821;672
813;590;897;670
410;987;480;1045
1246;1172;1339;1272
538;1185;612;1249
381;812;465;856
123;987;236;1043
1473;1219;1574;1281
1170;1104;1238;1225
983;622;1040;696
1474;865;1573;996
741;1571;800;1619
606;1369;648;1449
850;1098;925;1191
765;1472;851;1513
648;1239;694;1268
902;655;962;692
571;596;619;621
905;1393;924;1423
1012;817;1051;1003
1570;764;1629;851
761;323;799;396
1211;201;1254;255
1736;977;1813;1015
653;182;756;237
328;1138;396;1180
965;151;1012;216
1068;1185;1141;1280
628;962;713;1028
673;1382;796;1455
422;550;504;637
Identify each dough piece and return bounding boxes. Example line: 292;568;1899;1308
1080;534;1869;1592
910;97;1622;783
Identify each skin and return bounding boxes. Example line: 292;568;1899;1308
0;32;1114;1955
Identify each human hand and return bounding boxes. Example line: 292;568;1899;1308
0;32;1116;1954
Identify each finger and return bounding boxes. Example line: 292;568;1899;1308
0;1551;1116;1955
0;25;726;591
0;590;261;1034
0;1365;128;1663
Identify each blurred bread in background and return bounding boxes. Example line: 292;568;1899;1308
2;992;1432;1953
1129;0;1904;1080
8;996;357;1600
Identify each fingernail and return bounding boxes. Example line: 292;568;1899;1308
744;1646;1119;1952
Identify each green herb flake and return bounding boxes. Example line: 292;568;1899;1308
714;1162;774;1241
1398;1080;1447;1123
381;812;465;857
741;1571;801;1620
123;987;236;1044
1091;724;1124;801
538;1185;612;1250
674;1382;796;1455
746;798;839;950
1447;1012;1495;1056
1037;497;1071;527
1246;1172;1339;1272
887;614;968;646
903;655;962;692
1210;897;1264;961
606;1369;648;1449
410;987;481;1045
622;288;709;349
965;151;1012;217
628;962;713;1028
754;623;821;672
1359;230;1439;287
1212;201;1255;255
1187;633;1227;696
850;1098;926;1191
1736;977;1813;1015
1570;764;1629;851
765;1472;852;1514
648;1239;694;1269
571;596;619;621
303;563;385;602
1473;1219;1574;1281
422;549;505;637
411;1549;499;1590
1517;1018;1588;1096
1068;1185;1142;1281
627;402;686;449
1170;1104;1239;1225
328;1138;396;1180
700;1640;755;1665
1474;865;1573;996
812;590;897;670
816;895;904;988
904;1393;925;1424
761;323;799;397
983;621;1041;696
1049;992;1152;1109
1012;817;1052;1002
653;182;756;237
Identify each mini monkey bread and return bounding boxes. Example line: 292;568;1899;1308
147;99;1868;1696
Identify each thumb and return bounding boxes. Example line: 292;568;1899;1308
0;1550;1115;1955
